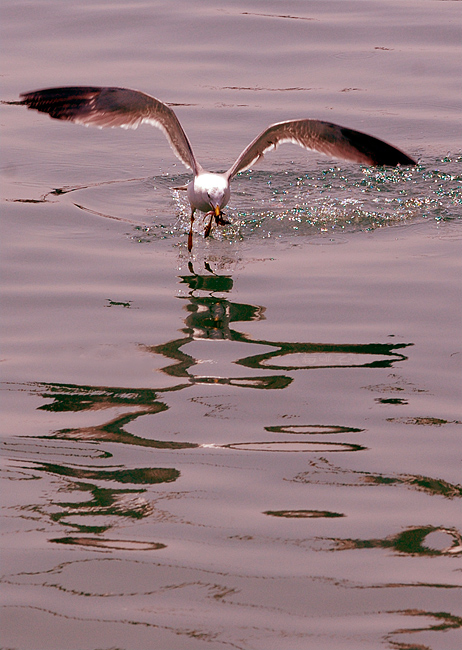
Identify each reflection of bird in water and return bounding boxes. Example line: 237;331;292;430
19;86;417;250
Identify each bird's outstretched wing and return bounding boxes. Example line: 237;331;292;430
225;119;416;179
19;86;202;175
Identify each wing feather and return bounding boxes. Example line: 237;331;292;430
19;86;202;174
226;119;416;179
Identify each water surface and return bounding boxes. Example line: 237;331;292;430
1;1;461;649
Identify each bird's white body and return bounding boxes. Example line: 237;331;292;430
187;173;230;214
18;85;416;249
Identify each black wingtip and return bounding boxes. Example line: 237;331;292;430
18;86;104;121
380;148;417;167
340;126;417;167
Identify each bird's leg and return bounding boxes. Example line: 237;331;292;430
204;211;214;238
188;208;196;252
204;207;229;240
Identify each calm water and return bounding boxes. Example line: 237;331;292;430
1;1;461;649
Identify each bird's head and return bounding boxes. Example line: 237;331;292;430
205;175;230;214
207;192;224;219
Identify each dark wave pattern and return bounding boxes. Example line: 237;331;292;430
331;525;462;556
3;257;460;649
265;424;363;434
291;457;462;499
4;264;418;551
145;266;412;385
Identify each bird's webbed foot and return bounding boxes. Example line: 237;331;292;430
215;213;229;226
203;210;229;239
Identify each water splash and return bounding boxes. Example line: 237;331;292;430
137;153;461;245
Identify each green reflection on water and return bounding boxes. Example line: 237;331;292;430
17;264;419;548
37;384;173;413
387;609;462;635
332;525;462;557
50;536;166;550
47;483;154;532
264;509;344;518
265;424;363;434
53;412;198;450
33;382;196;448
26;463;180;533
146;266;412;385
237;340;411;371
33;463;179;485
292;458;462;500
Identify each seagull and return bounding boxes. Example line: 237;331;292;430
19;86;416;250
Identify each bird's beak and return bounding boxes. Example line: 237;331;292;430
214;205;221;217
